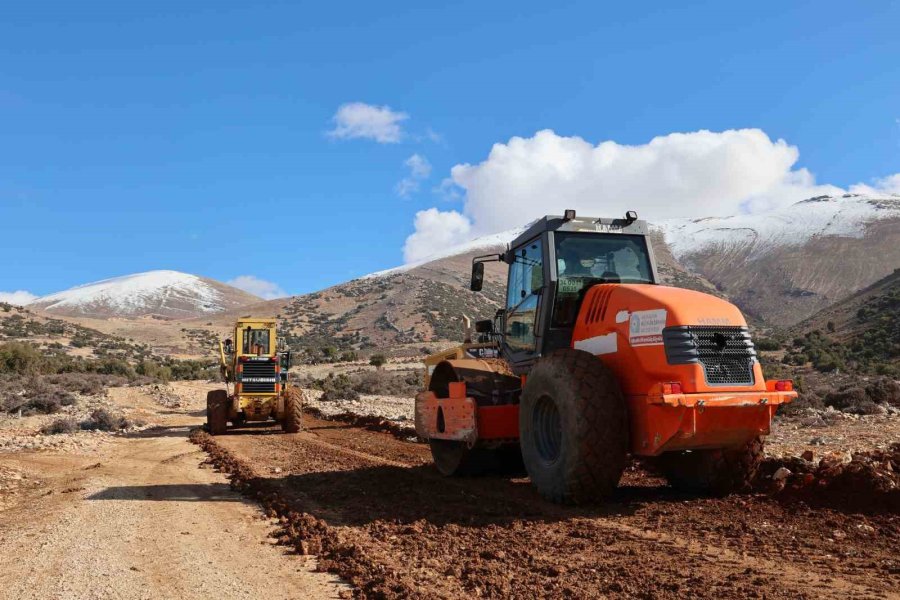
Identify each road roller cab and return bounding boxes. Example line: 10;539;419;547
415;210;796;503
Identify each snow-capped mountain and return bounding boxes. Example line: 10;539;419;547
29;270;263;319
658;195;900;260
363;194;900;327
657;195;900;325
366;226;528;278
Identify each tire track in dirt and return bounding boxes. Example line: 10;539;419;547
196;416;900;599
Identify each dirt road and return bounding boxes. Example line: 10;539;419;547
2;383;897;599
202;414;900;600
0;383;347;600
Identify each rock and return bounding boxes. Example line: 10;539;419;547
271;467;282;474
832;451;853;464
832;530;846;540
801;450;814;462
801;416;827;428
810;436;827;446
773;467;792;482
856;523;875;534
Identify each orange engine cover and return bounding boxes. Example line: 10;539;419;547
571;284;766;396
570;284;794;455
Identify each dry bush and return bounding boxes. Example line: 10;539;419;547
778;389;825;416
0;376;76;415
351;370;420;397
81;408;131;431
41;417;79;435
822;378;900;414
865;378;900;407
44;372;126;395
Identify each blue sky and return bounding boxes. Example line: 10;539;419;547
1;1;898;300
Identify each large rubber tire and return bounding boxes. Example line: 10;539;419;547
519;349;629;504
656;436;764;496
206;390;229;436
281;387;304;433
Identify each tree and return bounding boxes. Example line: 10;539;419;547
369;354;387;370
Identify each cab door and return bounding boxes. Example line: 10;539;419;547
503;237;545;368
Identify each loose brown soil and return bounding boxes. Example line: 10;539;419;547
195;414;900;599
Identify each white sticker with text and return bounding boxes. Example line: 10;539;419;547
629;309;667;346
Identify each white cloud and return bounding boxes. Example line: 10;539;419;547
403;208;472;263
395;178;420;198
0;290;38;306
849;173;900;196
226;276;287;300
395;154;432;198
433;177;462;201
403;128;874;261
327;102;408;143
406;154;432;179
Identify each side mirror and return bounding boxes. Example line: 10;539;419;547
280;350;292;370
475;319;493;333
224;339;233;354
470;262;485;292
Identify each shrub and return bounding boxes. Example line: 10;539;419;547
136;360;172;381
351;370;420;397
14;378;77;415
369;354;387;369
320;373;359;401
81;408;130;431
823;386;867;411
0;342;43;374
25;387;76;414
92;357;135;377
41;417;79;435
755;338;781;352
778;389;825;416
44;372;121;395
865;378;900;407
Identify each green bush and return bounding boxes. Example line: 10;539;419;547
320;373;360;401
0;342;43;374
755;338;782;352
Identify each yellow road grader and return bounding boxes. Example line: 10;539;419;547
206;317;303;435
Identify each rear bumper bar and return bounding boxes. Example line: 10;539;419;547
631;390;797;455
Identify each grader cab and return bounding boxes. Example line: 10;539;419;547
415;210;796;503
205;317;303;435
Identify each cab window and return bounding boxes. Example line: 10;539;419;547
505;240;543;352
242;329;271;355
552;233;654;327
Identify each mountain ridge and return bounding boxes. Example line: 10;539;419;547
28;270;263;319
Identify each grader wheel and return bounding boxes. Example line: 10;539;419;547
281;386;304;433
206;389;229;436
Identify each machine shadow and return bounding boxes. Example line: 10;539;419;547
87;483;244;502
124;425;195;439
255;463;701;528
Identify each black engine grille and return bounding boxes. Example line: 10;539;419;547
240;361;277;393
662;326;757;386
